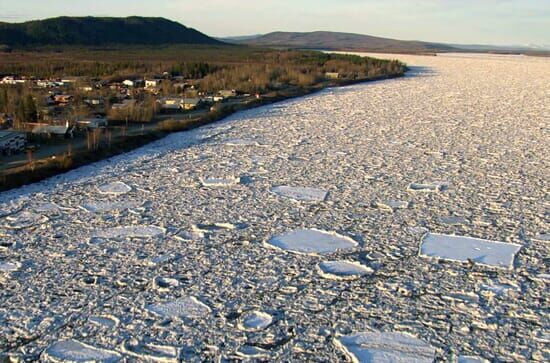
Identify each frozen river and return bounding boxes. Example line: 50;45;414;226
1;53;549;362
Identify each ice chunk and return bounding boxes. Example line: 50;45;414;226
174;228;205;241
439;216;467;225
267;228;357;254
92;226;165;240
336;332;435;363
534;233;550;242
122;340;180;362
146;296;211;319
201;177;240;187
374;200;410;211
459;356;489;363
89;315;119;329
318;261;373;279
240;311;273;331
2;211;48;230
223;138;260;146
82;201;140;213
43;339;121;362
97;181;132;195
420;233;521;269
0;261;20;272
271;186;328;202
408;182;447;192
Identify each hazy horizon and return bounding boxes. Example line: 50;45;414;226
0;0;548;47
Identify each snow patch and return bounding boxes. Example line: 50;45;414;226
420;233;521;269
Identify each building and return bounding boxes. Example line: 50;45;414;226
54;94;74;104
0;130;27;155
219;90;237;98
158;97;202;112
145;79;162;88
76;117;108;130
325;72;340;79
111;99;136;110
32;123;73;138
1;76;27;85
123;79;145;88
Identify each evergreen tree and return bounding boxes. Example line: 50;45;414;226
0;88;8;114
24;95;37;122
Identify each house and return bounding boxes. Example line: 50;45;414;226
111;99;136;110
145;79;162;88
123;79;145;88
325;72;340;79
1;76;28;85
183;98;202;110
32;122;74;138
54;94;73;104
0;114;13;129
0;130;27;155
84;98;104;106
218;90;237;98
76;117;108;130
158;97;202;111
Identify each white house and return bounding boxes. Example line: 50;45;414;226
145;79;162;88
123;79;145;88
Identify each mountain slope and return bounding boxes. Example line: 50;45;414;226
0;17;224;47
234;31;459;53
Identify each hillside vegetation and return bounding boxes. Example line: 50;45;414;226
233;31;459;53
0;16;223;47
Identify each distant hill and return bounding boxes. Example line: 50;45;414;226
0;16;224;47
230;31;459;53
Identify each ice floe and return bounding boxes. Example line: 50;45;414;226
121;340;180;362
81;201;140;213
240;311;273;331
318;260;373;279
200;177;241;187
267;228;357;254
97;181;132;195
0;261;20;272
373;200;410;211
408;182;448;192
336;332;436;363
458;356;489;363
174;228;205;241
146;296;211;319
91;226;165;240
43;339;121;362
1;211;48;229
271;186;328;202
89;315;119;329
420;233;521;269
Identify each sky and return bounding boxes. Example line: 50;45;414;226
0;0;548;46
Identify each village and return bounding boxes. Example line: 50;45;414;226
0;73;265;165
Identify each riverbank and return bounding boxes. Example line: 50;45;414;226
0;72;405;192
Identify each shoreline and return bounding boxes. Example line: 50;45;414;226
0;72;404;192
